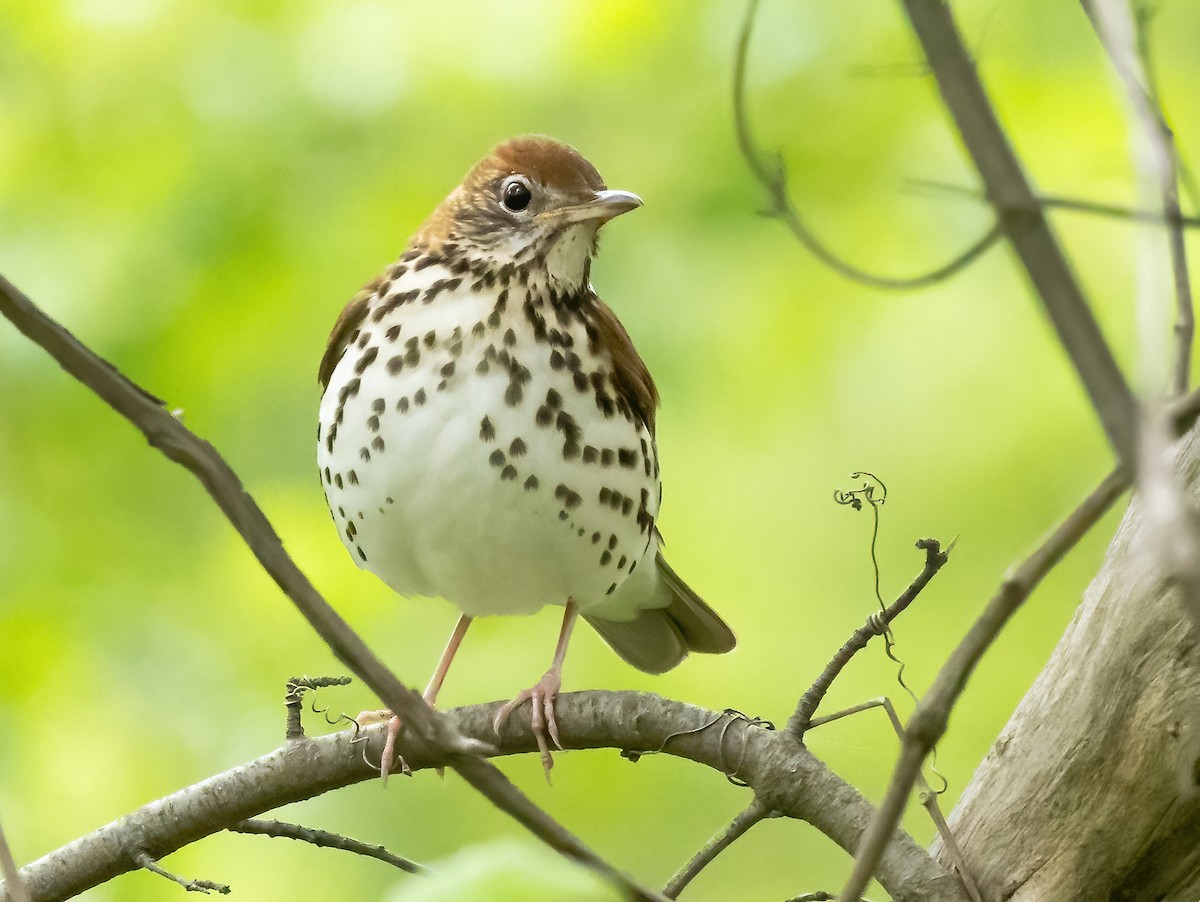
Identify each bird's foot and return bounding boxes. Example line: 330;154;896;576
493;669;564;782
355;708;410;784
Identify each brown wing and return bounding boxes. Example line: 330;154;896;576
317;290;371;389
587;293;659;434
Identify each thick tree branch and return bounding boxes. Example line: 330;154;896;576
897;0;1139;464
6;693;968;902
0;273;660;902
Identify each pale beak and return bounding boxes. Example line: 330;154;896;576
541;189;643;225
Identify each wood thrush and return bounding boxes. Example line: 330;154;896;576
316;136;735;778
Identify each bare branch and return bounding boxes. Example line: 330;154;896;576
662;800;769;899
896;0;1139;464
10;692;968;902
229;819;427;875
284;676;353;742
789;539;949;736
0;273;660;902
841;466;1130;899
0;818;29;902
1084;0;1194;396
733;0;1002;291
132;852;230;895
910;180;1200;228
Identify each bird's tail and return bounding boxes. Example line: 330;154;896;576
584;553;735;675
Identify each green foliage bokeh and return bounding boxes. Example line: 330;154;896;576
2;1;1198;898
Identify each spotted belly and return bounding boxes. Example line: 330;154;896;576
317;293;660;617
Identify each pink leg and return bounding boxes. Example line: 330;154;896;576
376;615;473;784
494;599;579;781
424;614;473;706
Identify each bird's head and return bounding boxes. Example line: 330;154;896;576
416;135;642;292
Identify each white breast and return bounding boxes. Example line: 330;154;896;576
317;264;661;619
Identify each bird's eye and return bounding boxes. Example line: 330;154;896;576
501;177;533;213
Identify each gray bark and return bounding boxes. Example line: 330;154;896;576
935;427;1200;900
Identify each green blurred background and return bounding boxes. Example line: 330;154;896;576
2;0;1197;898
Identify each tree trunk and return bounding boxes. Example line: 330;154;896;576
934;427;1200;900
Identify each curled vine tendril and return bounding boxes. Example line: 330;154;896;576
835;472;947;795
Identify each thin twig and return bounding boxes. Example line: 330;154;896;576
910;180;1200;228
132;852;230;895
0;817;30;902
284;676;352;741
1084;0;1193;396
230;819;427;875
840;466;1130;899
733;0;1002;291
789;539;948;736
809;698;982;902
662;800;770;899
0;273;665;902
896;0;1139;464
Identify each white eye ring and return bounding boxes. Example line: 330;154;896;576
500;175;534;213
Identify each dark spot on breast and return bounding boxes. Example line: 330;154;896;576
582;445;598;464
387;356;404;375
546;388;562;408
323;467;331;484
386;324;402;342
505;382;523;406
334;473;344;488
360;448;371;462
608;534;618;550
424;330;437;347
372;436;385;452
490;449;506;467
441;361;456;378
509;438;526;456
354;347;378;373
501;464;517;480
618;448;637;468
367;415;380;432
414;388;426;406
600;550;611;566
372;398;385;414
480;416;495;441
601;449;615;467
397;397;409;413
524;475;539;491
504;328;516;347
535;405;553;426
550;350;564;370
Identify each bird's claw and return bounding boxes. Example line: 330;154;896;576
494;670;564;782
356;709;409;784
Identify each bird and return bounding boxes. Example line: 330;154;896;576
316;135;735;779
